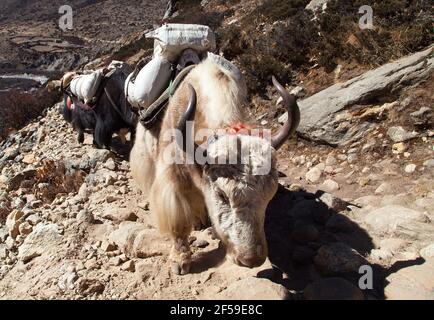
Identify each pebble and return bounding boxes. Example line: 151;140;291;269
423;159;434;167
306;167;322;183
121;260;135;272
375;182;393;195
322;179;339;192
404;164;416;174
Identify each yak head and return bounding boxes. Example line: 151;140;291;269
177;77;300;268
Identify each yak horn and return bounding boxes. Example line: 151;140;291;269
177;84;207;162
271;76;300;150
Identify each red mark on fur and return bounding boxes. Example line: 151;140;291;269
225;123;265;138
66;97;73;110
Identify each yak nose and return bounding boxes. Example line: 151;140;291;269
236;245;267;268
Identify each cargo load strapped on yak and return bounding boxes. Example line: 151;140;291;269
125;23;242;129
61;61;128;109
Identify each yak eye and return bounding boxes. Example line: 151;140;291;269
216;190;229;203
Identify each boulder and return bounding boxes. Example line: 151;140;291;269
108;222;169;259
387;126;418;143
364;205;430;235
306;167;322;183
213;277;290;300
6;210;24;239
385;258;434;300
279;47;433;145
314;242;367;275
304;277;364;300
18;223;61;263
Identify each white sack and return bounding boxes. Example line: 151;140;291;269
70;70;103;104
126;55;172;109
146;24;216;62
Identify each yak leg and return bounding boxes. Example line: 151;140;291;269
117;128;129;144
77;129;85;144
170;237;192;275
150;165;200;275
95;120;112;149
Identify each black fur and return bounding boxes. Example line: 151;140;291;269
60;68;137;149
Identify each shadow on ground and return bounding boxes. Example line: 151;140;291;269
261;185;425;299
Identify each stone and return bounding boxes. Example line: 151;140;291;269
18;223;61;263
410;107;431;126
325;154;338;166
314;243;367;275
392;142;407;154
58;272;78;291
77;183;89;202
0;244;7;259
6;169;37;191
101;208;137;223
106;195;119;204
76;278;105;296
101;241;117;252
347;154;358;164
6;210;24;239
22;154;36;164
306;167;322;183
213;277;290;300
108;222;169;259
278;47;434;145
0;228;8;243
305;0;329;13
104;158;117;171
18;221;33;235
420;244;434;259
304;277;364;300
423;159;434;168
387;126;418;143
121;260;135;272
375;182;393;195
364;205;430;235
337;154;347;161
385;258;434;300
404;164;416;173
76;209;94;223
88;149;112;168
322;179;339;192
318;192;347;212
379;238;407;253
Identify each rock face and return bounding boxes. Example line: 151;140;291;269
18;223;61;263
213;277;290;300
279;47;434;145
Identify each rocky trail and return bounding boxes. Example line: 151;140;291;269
0;45;433;299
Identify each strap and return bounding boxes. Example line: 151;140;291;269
138;64;196;128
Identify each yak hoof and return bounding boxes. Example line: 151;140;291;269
171;260;191;275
